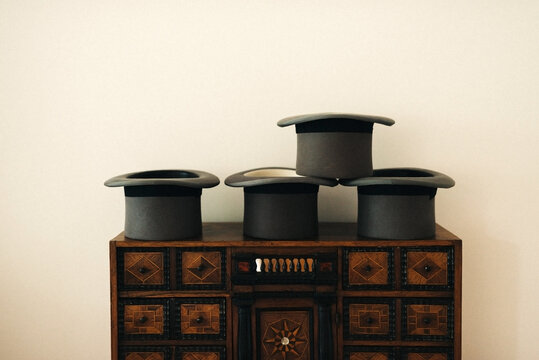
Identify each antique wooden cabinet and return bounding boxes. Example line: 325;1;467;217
110;222;462;360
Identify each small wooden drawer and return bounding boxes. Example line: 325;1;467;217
343;248;394;290
343;298;396;340
175;346;226;360
401;347;453;360
118;248;169;290
402;247;453;290
120;347;171;360
176;298;226;340
178;248;226;290
119;299;170;340
402;299;453;341
344;346;396;360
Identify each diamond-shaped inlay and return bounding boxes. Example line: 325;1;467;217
187;256;217;281
125;352;165;360
350;353;389;360
413;258;442;280
124;252;164;286
406;251;448;286
182;352;220;360
354;258;384;281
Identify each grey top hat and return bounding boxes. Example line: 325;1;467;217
225;167;337;188
339;168;455;188
105;169;220;189
277;112;395;128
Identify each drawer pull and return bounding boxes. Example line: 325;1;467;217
138;316;148;323
424;264;431;272
195;316;204;324
422;318;431;325
196;264;205;272
366;317;374;324
363;265;372;272
138;267;149;274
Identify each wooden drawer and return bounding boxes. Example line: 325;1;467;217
178;248;226;290
119;299;170;340
402;299;454;341
401;347;453;360
344;346;396;360
120;347;171;360
402;247;454;290
343;248;394;289
176;298;226;340
343;298;396;340
176;346;226;360
118;248;169;290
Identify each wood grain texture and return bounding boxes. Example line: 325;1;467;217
348;251;390;286
258;310;311;360
181;251;221;285
124;252;165;286
180;303;221;335
125;351;165;360
124;304;164;335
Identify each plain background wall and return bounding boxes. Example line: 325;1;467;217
1;1;538;358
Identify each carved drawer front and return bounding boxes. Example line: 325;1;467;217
175;346;226;360
176;298;226;340
344;248;394;289
120;347;171;360
402;247;453;290
179;248;225;290
119;248;169;290
344;346;395;360
257;309;313;360
401;347;453;360
119;299;170;340
343;298;396;340
402;299;453;341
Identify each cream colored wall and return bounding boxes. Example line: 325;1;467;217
1;1;538;359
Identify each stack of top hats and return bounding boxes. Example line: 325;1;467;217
105;112;454;241
226;112;454;240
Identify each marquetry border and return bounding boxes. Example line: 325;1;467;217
343;297;396;341
401;298;454;342
118;247;170;291
118;298;170;340
174;297;226;340
343;346;396;360
177;247;227;290
343;247;395;290
400;346;454;360
401;246;454;290
174;346;227;360
119;346;172;360
255;307;315;360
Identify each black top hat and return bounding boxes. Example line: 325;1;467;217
277;112;395;179
225;167;337;239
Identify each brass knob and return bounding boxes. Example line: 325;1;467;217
195;316;204;324
424;264;431;272
138;267;148;274
138;316;148;323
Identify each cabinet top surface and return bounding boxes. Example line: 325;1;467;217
110;222;461;247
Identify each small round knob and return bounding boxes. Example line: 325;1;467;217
138;267;148;274
424;264;431;272
195;316;204;324
197;264;205;272
364;265;372;272
366;317;374;324
423;318;431;325
138;316;148;323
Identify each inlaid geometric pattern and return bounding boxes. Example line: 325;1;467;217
180;303;220;335
124;304;165;335
406;304;448;336
124;252;165;286
125;351;165;360
343;248;393;290
349;303;390;335
181;251;222;285
259;310;311;360
349;352;390;360
181;352;220;360
406;353;447;360
406;252;447;286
